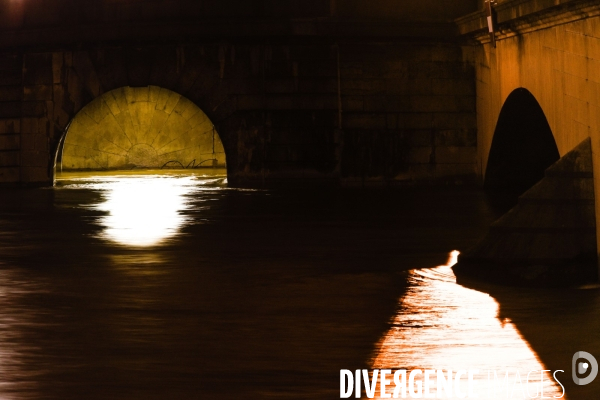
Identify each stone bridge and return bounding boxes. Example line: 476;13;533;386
2;0;600;281
0;0;478;187
456;0;600;284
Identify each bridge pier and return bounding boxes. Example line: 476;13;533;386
455;138;598;286
456;0;600;284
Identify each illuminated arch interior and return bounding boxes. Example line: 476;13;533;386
60;86;225;171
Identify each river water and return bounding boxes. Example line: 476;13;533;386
0;170;598;399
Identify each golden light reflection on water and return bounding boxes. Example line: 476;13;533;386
369;251;566;399
95;176;194;246
0;267;44;397
57;170;226;247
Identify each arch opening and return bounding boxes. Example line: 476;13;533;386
484;88;559;212
55;86;226;175
53;86;228;247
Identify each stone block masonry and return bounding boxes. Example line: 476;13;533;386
457;0;600;279
0;54;22;183
0;40;478;187
339;43;477;185
0;0;480;187
454;138;597;286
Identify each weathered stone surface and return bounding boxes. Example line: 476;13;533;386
456;1;600;282
0;14;479;187
0;55;21;71
0;86;21;102
0;119;19;134
0;134;20;150
23;85;53;101
21;101;47;118
0;70;22;86
20;150;48;167
0;166;18;182
62;87;225;170
0;102;20;118
21;134;47;151
23;54;53;86
20;166;49;183
0;150;19;166
454;138;598;287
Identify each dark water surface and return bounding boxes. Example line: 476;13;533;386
0;170;598;399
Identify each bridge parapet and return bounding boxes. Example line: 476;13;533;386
458;0;600;43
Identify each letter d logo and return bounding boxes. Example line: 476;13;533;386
572;351;598;385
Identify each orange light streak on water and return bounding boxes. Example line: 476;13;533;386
369;251;566;399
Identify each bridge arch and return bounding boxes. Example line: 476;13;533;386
55;86;226;175
42;45;241;184
484;88;560;209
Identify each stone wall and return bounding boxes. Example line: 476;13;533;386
455;138;597;286
0;0;480;187
339;43;477;185
457;0;600;274
458;0;600;178
0;53;51;183
0;41;477;186
0;54;22;183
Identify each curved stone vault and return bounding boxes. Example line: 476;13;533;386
61;86;226;170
